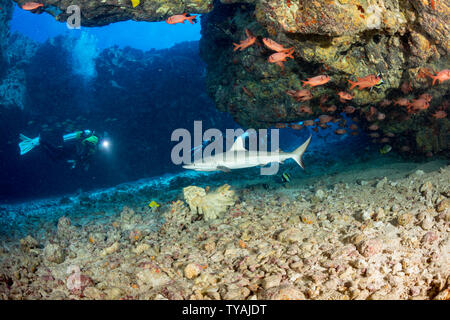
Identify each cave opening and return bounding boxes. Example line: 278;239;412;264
0;2;240;202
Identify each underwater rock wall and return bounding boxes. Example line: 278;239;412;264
199;1;449;155
0;0;38;111
0;0;13;73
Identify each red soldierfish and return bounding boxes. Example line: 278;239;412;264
22;2;44;10
302;75;330;87
233;29;257;52
348;74;382;90
428;69;450;85
166;13;197;25
268;48;294;69
262;38;293;53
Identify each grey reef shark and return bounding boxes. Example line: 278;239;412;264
183;135;312;173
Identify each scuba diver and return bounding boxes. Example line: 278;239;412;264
18;130;110;171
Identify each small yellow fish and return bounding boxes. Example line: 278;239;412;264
149;200;160;208
379;145;392;154
131;0;140;8
281;172;291;183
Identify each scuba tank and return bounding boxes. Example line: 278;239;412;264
63;130;93;142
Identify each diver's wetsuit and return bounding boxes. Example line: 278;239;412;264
39;131;97;170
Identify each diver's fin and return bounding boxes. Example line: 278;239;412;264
229;136;246;152
291;135;312;169
217;166;231;173
19;134;40;155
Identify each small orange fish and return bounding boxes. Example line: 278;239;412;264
166;13;197;25
365;106;378;121
385;132;395;137
419;93;432;102
303;120;315;126
344;105;356;114
268;48;294;69
394;98;409;107
418;67;434;79
432;110;447;119
430;0;436;10
302;75;330;87
242;86;254;97
286;89;312;102
318;115;333;124
298;105;313;114
325;105;337;113
379;99;392;107
400;81;412;94
233;29;257;52
262;38;293;53
334;128;347;135
289;124;304;130
407;98;430;113
428;69;450;85
348;74;382;90
337;91;353;103
22;2;43;10
320;94;329;105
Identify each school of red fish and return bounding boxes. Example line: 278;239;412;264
228;26;448;146
20;5;448;150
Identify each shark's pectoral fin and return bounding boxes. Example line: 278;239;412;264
217;166;231;173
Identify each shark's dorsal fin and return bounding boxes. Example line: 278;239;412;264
230;136;246;151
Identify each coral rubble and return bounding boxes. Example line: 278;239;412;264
0;159;448;300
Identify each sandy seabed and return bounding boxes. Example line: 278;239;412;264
0;158;449;300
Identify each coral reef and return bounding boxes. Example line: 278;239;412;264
200;1;449;120
183;184;236;221
199;1;449;155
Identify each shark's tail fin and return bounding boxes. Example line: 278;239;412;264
19;134;40;155
291;135;311;169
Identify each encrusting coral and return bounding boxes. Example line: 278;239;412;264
183;184;236;221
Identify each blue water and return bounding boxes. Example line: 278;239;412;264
10;3;201;50
1;3;377;203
